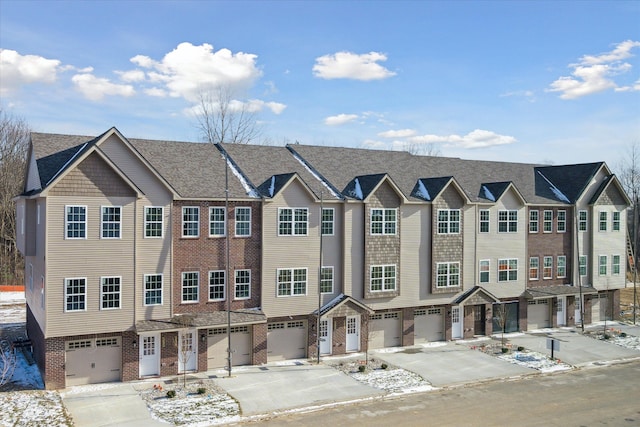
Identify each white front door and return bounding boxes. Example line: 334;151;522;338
451;307;462;339
139;334;160;377
319;318;332;355
557;296;566;326
575;296;582;324
178;329;197;373
346;315;360;352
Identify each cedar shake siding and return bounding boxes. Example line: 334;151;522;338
431;186;464;295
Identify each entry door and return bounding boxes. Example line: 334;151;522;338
575;297;582;324
451;307;462;339
178;330;197;373
557;296;566;326
474;305;485;335
319;318;332;355
346;315;360;352
139;334;160;377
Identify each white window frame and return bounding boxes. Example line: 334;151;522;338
320;266;334;294
529;210;538;233
612;211;620;232
479;209;490;233
479;259;490;283
579;255;587;276
370;264;396;292
278;207;308;236
498;258;518;282
208;270;225;301
65;277;87;312
578;210;588;232
234;269;251;300
370;208;397;235
101;206;122;239
181;271;199;303
498;210;518;233
209;207;226;237
599;255;608;276
529;257;539;281
437;209;461;234
100;276;121;310
436;262;460;288
144;207;164;238
277;267;308;297
182;206;200;238
599;211;607;232
322;208;334;236
144;274;163;306
65;205;87;239
543;256;553;279
543;210;553;233
557;210;566;233
612;255;621;275
557;255;567;278
235;207;251;237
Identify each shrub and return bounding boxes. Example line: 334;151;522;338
603;333;610;340
166;390;176;398
620;332;627;338
517;346;525;352
197;387;206;395
501;347;509;353
358;365;366;373
381;363;388;370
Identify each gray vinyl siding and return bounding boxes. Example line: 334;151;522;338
26;198;47;330
25;146;41;192
320;203;343;304
344;203;364;299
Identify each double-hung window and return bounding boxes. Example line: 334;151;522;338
498;210;518;233
181;271;199;303
557;256;567;278
320;266;334;293
557;210;566;232
498;259;518;281
277;268;307;296
144;274;163;305
436;262;460;288
612;212;620;231
209;207;226;237
578;210;588;231
235;269;251;299
322;208;334;235
370;265;396;292
543;210;553;233
543;256;553;279
529;210;538;233
370;208;397;235
599;255;608;275
529;257;539;280
208;270;225;301
278;208;308;236
437;209;460;234
579;256;587;276
144;207;163;238
612;255;621;275
101;276;121;310
235;207;251;237
101;206;121;239
182;207;199;237
65;278;86;311
479;210;490;233
599;212;607;232
479;260;490;283
66;205;87;239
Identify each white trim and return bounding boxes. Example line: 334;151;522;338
100;205;122;239
208;270;226;301
100;276;122;310
65;205;87;240
181;206;200;238
181;271;200;303
144;206;164;239
208;206;226;237
234;269;251;300
235;207;252;237
143;273;163;306
276;267;308;297
64;277;87;312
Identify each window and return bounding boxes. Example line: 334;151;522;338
182;207;199;237
557;210;566;232
209;207;226;237
529;210;538;233
322;208;334;236
543;256;553;279
320;266;334;293
479;210;490;233
370;265;396;292
65;205;86;239
543;210;553;233
479;260;490;283
235;269;251;299
235;207;251;236
557;256;567;278
498;259;518;282
437;209;460;234
277;268;307;296
370;208;397;235
599;211;607;232
65;278;86;311
436;262;460;288
612;255;621;275
101;276;121;310
144;207;163;238
278;208;308;236
181;272;199;303
578;210;588;232
529;257;539;280
612;212;620;231
498;210;518;233
579;256;587;276
599;255;608;275
144;274;163;305
101;206;121;239
209;271;225;301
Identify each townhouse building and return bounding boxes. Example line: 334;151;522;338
15;128;629;389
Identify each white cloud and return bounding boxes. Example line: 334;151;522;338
408;129;516;149
313;51;396;81
242;99;287;114
0;49;61;95
500;90;536;102
324;113;359;126
360;139;387;149
115;69;146;82
129;42;262;102
71;73;135;101
378;129;416;138
144;87;168;97
547;40;640;99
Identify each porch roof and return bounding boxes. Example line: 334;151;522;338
135;310;266;333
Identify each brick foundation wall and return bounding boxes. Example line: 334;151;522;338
44;336;65;390
122;330;139;381
518;297;528;331
253;323;267;365
402;307;414;346
333;317;346;355
566;296;576;326
160;332;179;377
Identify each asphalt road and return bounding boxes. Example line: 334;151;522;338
236;360;640;427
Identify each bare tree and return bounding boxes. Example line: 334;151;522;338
0;109;29;286
494;303;509;350
0;339;17;389
195;86;262;144
402;142;441;157
617;141;640;201
173;314;196;387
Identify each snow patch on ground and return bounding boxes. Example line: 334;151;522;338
498;351;572;373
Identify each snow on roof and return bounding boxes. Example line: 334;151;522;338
482;185;496;202
353;178;364;200
290;149;341;199
536;170;570;203
223;152;260;198
417;180;431;200
269;176;276;197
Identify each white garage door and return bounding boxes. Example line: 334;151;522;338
207;326;252;369
369;312;402;349
414;308;444;343
267;320;307;361
527;299;550;330
66;337;121;386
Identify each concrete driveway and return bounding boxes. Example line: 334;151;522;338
371;342;535;387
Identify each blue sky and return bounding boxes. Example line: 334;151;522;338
1;1;639;170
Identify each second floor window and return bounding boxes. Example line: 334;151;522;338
235;269;251;299
322;208;334;235
436;262;460;288
144;274;163;306
543;210;553;233
279;208;308;236
65;277;86;311
182;207;199;237
543;256;553;279
529;257;539;280
101;206;121;239
277;268;307;296
599;212;607;232
209;270;225;301
578;210;588;231
479;260;490;283
370;208;397;235
557;210;567;232
370;265;396;292
612;255;621;275
144;207;163;238
579;256;587;276
320;266;334;293
599;255;608;275
235;207;251;236
101;276;121;310
437;209;460;234
498;258;518;281
181;271;199;302
66;205;86;239
498;210;518;233
557;256;567;278
612;212;620;231
209;207;226;237
479;210;490;233
529;210;538;233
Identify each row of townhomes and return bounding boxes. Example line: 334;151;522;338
15;127;630;389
